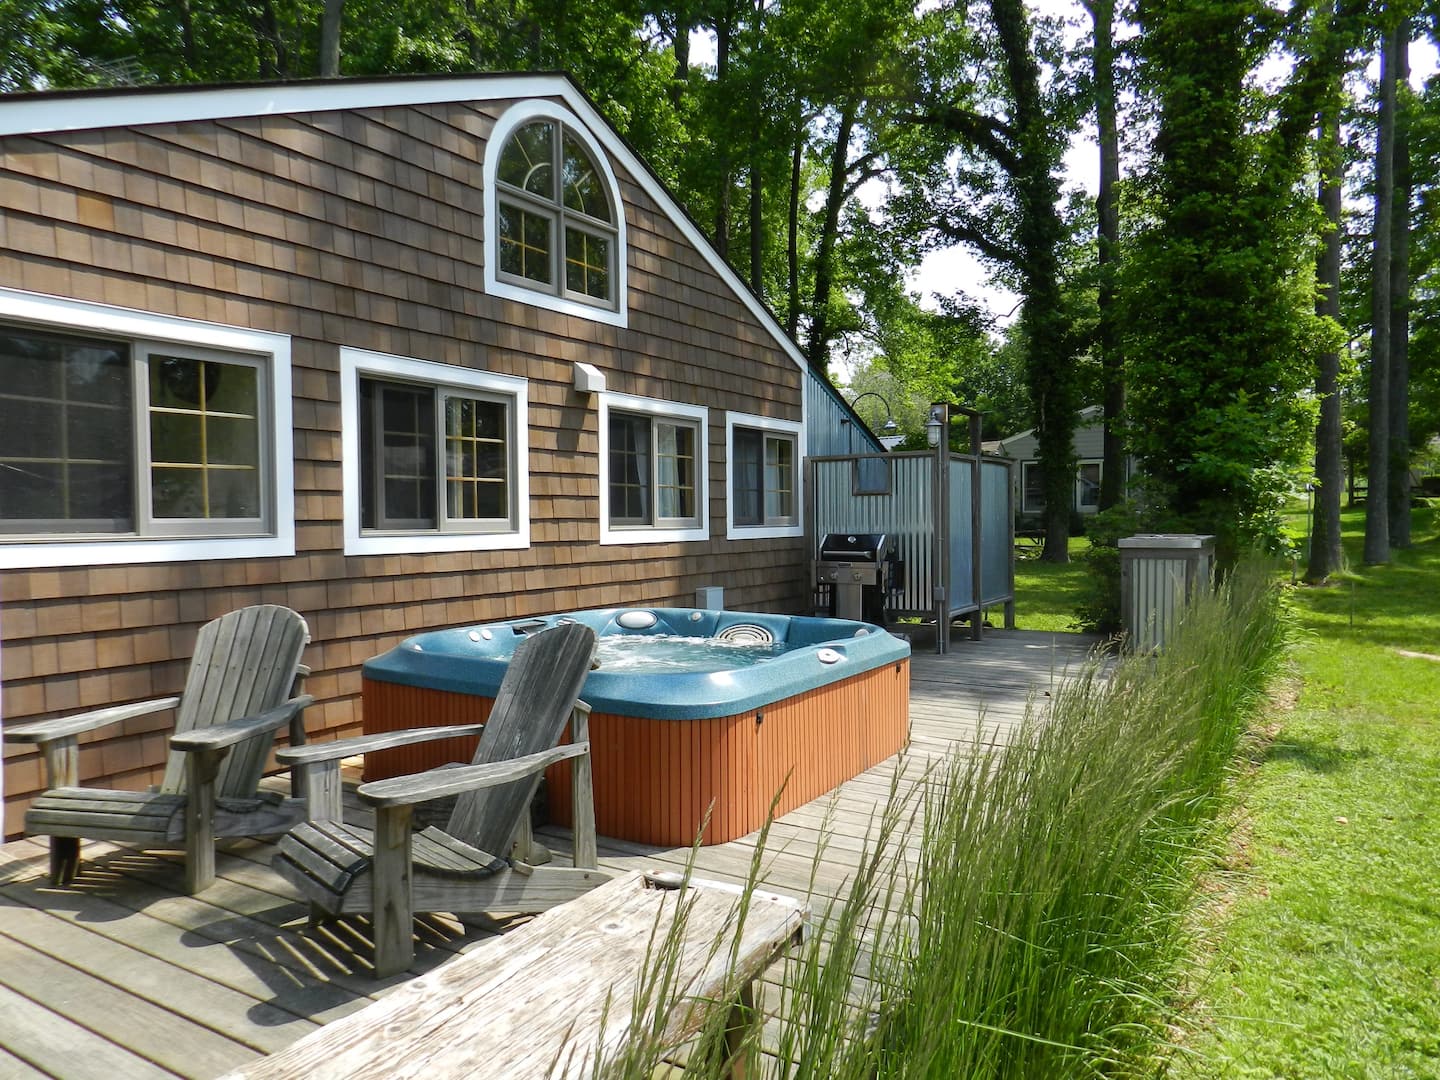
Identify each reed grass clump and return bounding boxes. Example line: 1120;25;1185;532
600;555;1289;1079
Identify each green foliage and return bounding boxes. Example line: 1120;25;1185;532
1074;503;1143;635
1124;0;1361;558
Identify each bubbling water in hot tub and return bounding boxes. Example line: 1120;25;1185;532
592;634;789;674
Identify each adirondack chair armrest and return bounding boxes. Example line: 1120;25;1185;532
168;696;315;753
356;742;590;809
3;696;182;746
274;722;489;767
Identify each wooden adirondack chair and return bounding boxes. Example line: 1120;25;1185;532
4;604;313;895
271;620;610;977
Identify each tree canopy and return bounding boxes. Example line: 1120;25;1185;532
5;0;1438;567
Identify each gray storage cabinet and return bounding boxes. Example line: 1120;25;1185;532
1119;534;1215;652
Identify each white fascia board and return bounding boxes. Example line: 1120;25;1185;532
0;74;810;376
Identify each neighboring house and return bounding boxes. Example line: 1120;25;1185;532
0;73;872;836
990;405;1125;518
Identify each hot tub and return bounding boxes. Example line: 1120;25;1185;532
361;609;910;845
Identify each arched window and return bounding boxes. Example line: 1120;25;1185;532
491;114;619;311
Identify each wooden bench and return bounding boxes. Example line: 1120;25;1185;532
223;868;805;1079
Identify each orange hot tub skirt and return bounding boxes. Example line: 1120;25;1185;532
361;658;909;846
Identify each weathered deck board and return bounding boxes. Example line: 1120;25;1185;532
0;628;1097;1079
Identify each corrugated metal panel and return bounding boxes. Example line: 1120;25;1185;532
981;459;1013;603
1124;556;1187;652
810;452;935;615
948;460;974;612
805;369;883;457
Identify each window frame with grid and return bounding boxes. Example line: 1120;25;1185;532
0;298;288;569
494;118;618;310
341;348;530;556
598;392;708;545
725;412;803;540
484;101;628;329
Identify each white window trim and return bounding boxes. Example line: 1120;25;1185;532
0;286;294;568
340;348;530;556
598;391;708;545
483;100;628;329
725;412;803;540
1076;459;1103;509
1021;461;1045;516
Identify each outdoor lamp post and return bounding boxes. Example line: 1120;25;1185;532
846;392;899;435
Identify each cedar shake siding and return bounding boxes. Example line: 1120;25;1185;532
0;78;811;837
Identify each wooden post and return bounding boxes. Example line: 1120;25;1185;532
305;761;344;824
721;980;758;1080
184;748;225;894
372;803;415;978
41;737;81;884
968;410;984;642
570;702;597;870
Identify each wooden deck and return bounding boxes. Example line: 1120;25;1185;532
0;628;1097;1079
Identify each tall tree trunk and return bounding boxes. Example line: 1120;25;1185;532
747;0;765;294
1387;28;1411;547
749;148;764;293
1363;20;1398;565
178;0;196;72
1307;104;1344;582
992;0;1075;561
1088;0;1124;511
319;0;344;76
670;17;690;107
253;0;287;78
712;7;734;259
805;96;858;371
786;132;803;338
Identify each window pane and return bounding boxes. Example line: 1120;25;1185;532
561;134;610;221
1023;463;1045;513
498;121;554;200
360;379;437;530
564;228;610;300
445;395;509;522
764;436;794;521
656;421;696;521
0;330;133;533
1078;463;1101;507
149;356;260;521
498;201;552;285
608;412;650;524
732;428;763;526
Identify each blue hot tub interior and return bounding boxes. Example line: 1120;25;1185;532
363;608;910;720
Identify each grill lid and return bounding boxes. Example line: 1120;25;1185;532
818;532;888;562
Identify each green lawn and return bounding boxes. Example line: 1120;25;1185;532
1179;505;1440;1078
1010;535;1091;632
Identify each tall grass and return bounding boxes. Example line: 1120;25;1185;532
597;556;1289;1079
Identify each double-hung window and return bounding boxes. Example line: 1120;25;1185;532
599;393;707;544
341;349;529;555
1077;462;1101;508
1021;462;1046;515
726;413;802;539
0;288;293;568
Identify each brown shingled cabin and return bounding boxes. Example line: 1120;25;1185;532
0;73;882;837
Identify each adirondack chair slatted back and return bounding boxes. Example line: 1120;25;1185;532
447;622;597;856
158;605;310;798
